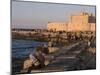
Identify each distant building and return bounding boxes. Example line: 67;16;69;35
47;12;96;32
47;22;67;31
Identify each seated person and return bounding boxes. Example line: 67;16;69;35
29;46;45;67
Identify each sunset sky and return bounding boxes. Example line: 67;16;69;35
12;1;96;29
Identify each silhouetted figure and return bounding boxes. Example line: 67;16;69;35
42;44;49;54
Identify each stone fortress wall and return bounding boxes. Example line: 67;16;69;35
47;22;67;31
47;12;96;32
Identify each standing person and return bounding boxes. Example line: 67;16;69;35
42;44;49;54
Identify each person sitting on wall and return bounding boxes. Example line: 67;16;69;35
26;46;46;73
31;46;45;67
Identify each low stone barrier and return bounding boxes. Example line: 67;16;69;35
48;47;59;53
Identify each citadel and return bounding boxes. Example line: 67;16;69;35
47;12;96;32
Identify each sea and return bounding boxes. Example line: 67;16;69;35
12;39;48;73
12;39;48;59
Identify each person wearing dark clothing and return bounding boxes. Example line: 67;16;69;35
42;44;49;54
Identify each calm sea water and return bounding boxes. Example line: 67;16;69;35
12;39;47;59
12;39;47;73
